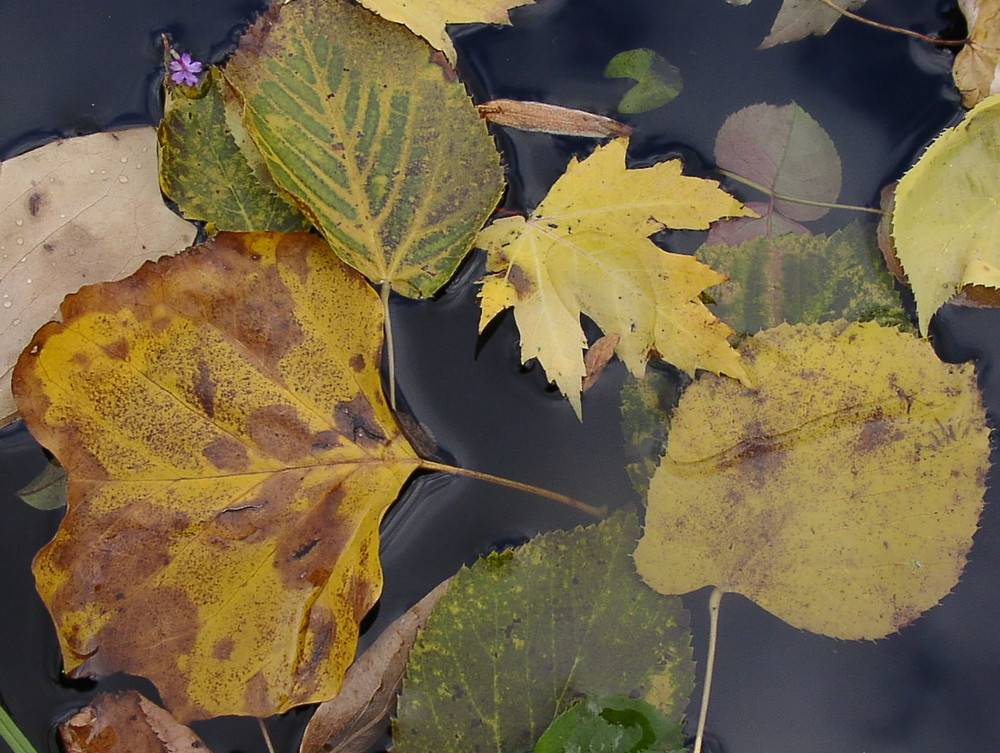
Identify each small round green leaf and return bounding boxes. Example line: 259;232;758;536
604;49;682;114
533;696;685;753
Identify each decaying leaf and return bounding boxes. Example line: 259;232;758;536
158;67;308;232
355;0;533;62
59;690;205;753
759;0;867;49
0;128;196;425
696;223;908;335
477;99;632;138
634;321;989;640
477;138;752;415
13;232;422;721
603;49;683;115
394;511;695;753
891;93;1000;333
581;333;621;393
299;579;452;753
953;0;1000;108
222;0;505;297
713;102;841;240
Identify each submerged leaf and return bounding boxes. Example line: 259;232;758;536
759;0;867;49
634;321;989;640
158;67;308;232
604;49;683;115
891;93;1000;333
477;138;751;415
533;696;684;753
16;459;67;510
59;691;205;753
696;223;908;335
223;0;505;298
0;128;196;425
714;102;841;226
13;232;420;721
394;512;695;753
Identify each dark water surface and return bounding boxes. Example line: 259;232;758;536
3;0;999;752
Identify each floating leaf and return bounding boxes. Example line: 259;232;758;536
394;511;695;753
0;128;196;425
891;93;1000;333
604;49;683;115
696;223;908;335
714;102;841;229
355;0;533;62
477;99;632;138
533;695;684;753
299;580;451;753
16;459;67;510
59;691;205;753
759;0;867;49
477;138;752;416
634;321;989;640
953;0;1000;108
158;67;308;232
13;232;422;721
223;0;505;298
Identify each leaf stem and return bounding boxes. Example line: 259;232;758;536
417;459;607;519
381;282;398;413
693;587;723;753
0;702;38;753
257;718;276;753
717;169;885;216
811;0;968;45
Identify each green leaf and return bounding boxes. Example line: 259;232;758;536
394;511;694;753
891;92;1000;334
619;363;683;499
634;321;990;640
158;68;308;232
17;459;67;510
604;49;682;115
695;222;909;335
223;0;505;298
533;696;685;753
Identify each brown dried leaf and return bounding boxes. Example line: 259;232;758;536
477;100;632;138
581;334;621;393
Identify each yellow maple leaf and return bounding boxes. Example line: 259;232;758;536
477;138;753;416
354;0;533;62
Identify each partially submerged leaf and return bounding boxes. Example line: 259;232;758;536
13;232;421;721
604;49;683;115
634;321;989;640
0;128;196;425
619;363;683;498
355;0;534;62
299;580;451;753
759;0;867;49
533;696;684;753
714;102;841;227
158;67;308;232
696;223;908;335
477;99;632;138
223;0;505;297
477;138;752;415
394;512;695;753
953;0;1000;108
16;459;67;510
59;691;205;753
892;93;1000;333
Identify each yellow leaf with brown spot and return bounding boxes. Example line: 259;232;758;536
13;232;420;722
634;321;989;640
477;138;753;417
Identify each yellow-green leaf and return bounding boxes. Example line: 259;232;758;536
634;321;989;640
355;0;534;62
158;67;308;232
13;232;421;721
891;93;1000;334
477;138;752;416
223;0;505;298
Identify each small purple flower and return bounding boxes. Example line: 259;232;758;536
169;53;203;87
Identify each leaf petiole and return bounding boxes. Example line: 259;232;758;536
693;587;723;753
717;169;885;216
811;0;967;46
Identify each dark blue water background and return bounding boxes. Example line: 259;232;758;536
2;1;999;752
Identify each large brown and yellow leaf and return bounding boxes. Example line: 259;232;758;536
477;138;752;416
634;321;989;640
223;0;505;298
13;232;420;721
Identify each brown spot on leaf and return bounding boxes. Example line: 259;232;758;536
349;353;365;371
508;264;534;299
202;435;249;472
244;670;271;718
334;394;387;449
248;404;319;463
27;191;45;216
428;49;458;81
193;362;216;419
213;637;235;661
104;338;129;362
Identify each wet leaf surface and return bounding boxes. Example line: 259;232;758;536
0;128;196;425
634;321;989;640
759;0;867;49
13;232;420;721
